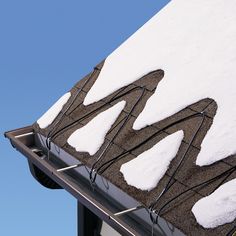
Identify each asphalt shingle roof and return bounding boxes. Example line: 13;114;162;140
33;61;236;235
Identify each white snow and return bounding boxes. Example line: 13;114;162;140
192;179;236;228
120;131;183;191
67;101;126;156
37;92;71;129
83;0;236;167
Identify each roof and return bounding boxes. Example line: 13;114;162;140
33;60;236;235
33;1;236;234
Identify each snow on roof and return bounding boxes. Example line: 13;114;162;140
84;0;236;167
192;178;236;228
120;131;183;191
67;101;126;155
80;0;236;228
34;0;236;232
37;92;71;129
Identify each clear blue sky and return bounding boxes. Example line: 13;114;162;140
0;1;169;235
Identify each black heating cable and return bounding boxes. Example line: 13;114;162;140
49;85;144;142
92;111;208;182
89;87;146;183
227;224;236;236
45;68;98;150
39;72;236;233
156;165;236;222
149;112;206;211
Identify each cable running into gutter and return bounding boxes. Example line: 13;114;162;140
37;69;235;232
89;87;146;184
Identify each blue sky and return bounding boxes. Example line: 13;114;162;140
0;1;169;235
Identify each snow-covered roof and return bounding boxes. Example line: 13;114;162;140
34;1;236;235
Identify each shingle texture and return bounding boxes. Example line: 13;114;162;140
33;61;236;236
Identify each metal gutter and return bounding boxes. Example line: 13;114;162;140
5;126;184;236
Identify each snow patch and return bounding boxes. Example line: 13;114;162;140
37;92;71;129
120;131;183;191
67;101;126;156
192;179;236;228
84;0;236;166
